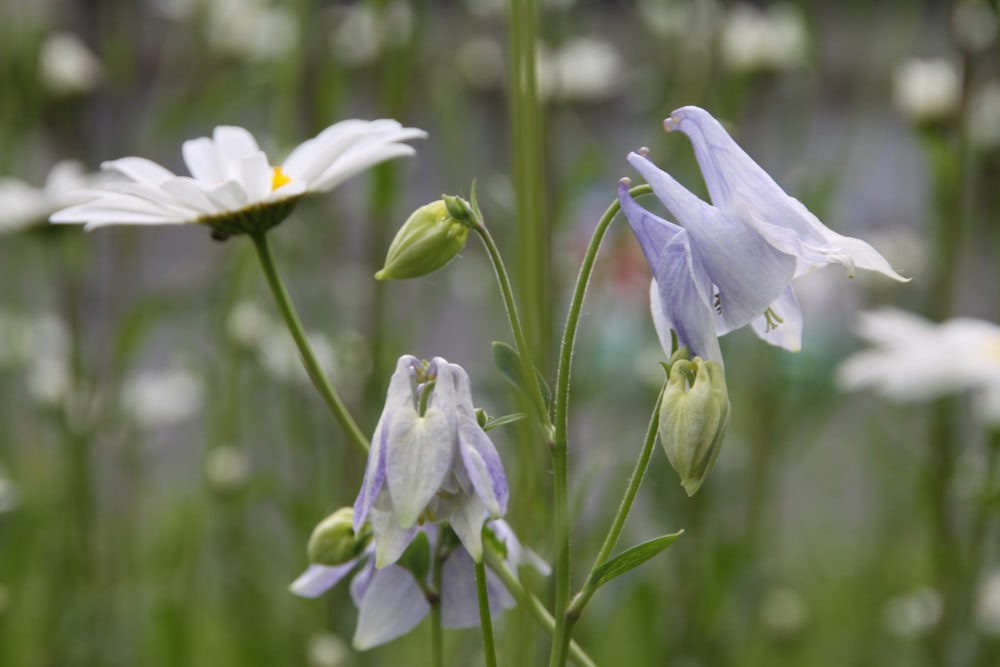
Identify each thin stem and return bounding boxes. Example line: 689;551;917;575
431;535;446;667
473;223;551;430
249;233;369;455
549;185;651;667
567;388;665;620
475;559;500;667
484;551;597;667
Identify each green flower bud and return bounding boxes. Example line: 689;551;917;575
659;357;730;496
307;507;370;566
375;200;470;280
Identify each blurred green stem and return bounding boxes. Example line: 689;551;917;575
483;550;597;667
249;232;369;455
549;185;651;667
566;387;666;621
473;222;551;429
475;559;499;667
431;532;446;667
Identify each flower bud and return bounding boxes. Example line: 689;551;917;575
307;507;370;566
375;200;470;280
659;357;730;496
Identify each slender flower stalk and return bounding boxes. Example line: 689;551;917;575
567;387;665;621
473;222;552;430
250;232;369;455
475;559;500;667
549;184;651;667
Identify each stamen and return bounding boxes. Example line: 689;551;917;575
271;166;291;191
638;146;650;157
714;293;722;314
764;307;784;332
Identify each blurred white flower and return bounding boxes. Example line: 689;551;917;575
0;467;20;514
330;1;413;68
225;299;274;348
976;569;1000;635
967;80;1000;151
0;160;103;234
121;367;204;429
952;0;998;52
893;58;962;123
759;586;809;635
259;328;337;385
882;587;942;639
306;632;350;667
464;0;576;18
537;38;625;103
455;36;505;91
837;309;1000;423
718;3;809;73
638;0;721;44
204;445;251;491
26;314;71;408
39;32;103;96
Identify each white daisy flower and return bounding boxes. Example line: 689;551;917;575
51;119;427;238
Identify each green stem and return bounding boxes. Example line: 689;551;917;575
549;185;651;667
249;232;369;456
484;551;597;667
567;387;665;621
473;223;552;430
431;534;446;667
475;559;500;667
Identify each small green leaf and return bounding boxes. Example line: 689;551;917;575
491;341;552;411
482;413;527;431
590;531;683;590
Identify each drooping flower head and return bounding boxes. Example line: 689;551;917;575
619;106;907;362
354;355;509;567
51;119;426;238
290;520;546;650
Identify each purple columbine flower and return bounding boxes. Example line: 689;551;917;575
353;355;509;567
290;521;548;650
619;106;908;362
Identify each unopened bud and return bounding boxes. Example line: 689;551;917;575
659;357;730;496
307;507;370;566
442;194;477;223
375;200;470;280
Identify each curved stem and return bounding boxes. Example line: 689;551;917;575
250;232;369;455
549;185;651;667
475;559;499;667
483;550;597;667
473;223;551;429
567;387;665;620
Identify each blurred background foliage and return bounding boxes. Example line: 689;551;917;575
1;0;999;665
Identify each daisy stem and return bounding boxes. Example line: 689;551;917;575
249;232;369;456
473;223;551;430
483;550;597;667
475;559;499;667
549;184;652;667
567;386;665;621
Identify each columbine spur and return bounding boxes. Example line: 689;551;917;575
290;521;547;650
353;355;509;567
50;119;426;238
619;105;907;362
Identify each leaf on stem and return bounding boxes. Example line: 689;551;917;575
491;341;552;411
590;531;683;590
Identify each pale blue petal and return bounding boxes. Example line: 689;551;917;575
349;559;375;606
451;365;508;517
617;177;683;270
354;355;419;531
289;561;358;598
666;106;908;282
371;498;418;568
749;286;803;352
385;405;454;528
446;493;488;562
628;153;795;331
440;548;514;629
353;565;430;650
649;244;722;362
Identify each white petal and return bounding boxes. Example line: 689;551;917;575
446;493;488;562
213;125;261;164
182;136;224;184
353;565;429;650
310;144;417;192
236;152;273;203
371;499;418;569
202;179;249;211
102;157;176;185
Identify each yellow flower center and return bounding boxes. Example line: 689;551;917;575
271;166;291;191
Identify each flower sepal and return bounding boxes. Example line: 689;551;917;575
203;193;304;241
